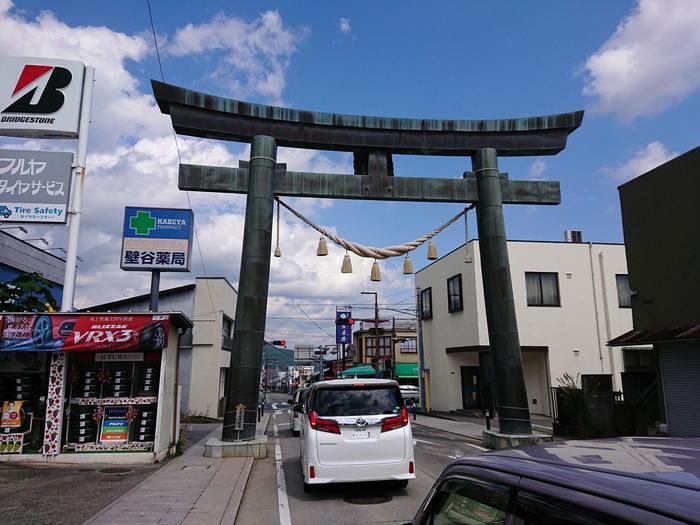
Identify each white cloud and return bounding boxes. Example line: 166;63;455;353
168;11;308;100
0;5;415;348
607;141;676;182
528;159;547;179
0;5;168;149
339;17;351;34
582;0;700;120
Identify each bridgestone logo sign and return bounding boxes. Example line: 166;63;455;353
0;57;85;138
1;116;56;124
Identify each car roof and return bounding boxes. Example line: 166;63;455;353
309;378;399;390
452;437;700;521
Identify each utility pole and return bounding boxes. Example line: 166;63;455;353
361;291;379;377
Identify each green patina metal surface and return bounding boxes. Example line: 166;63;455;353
152;80;583;156
178;164;561;205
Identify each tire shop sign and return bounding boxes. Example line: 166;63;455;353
0;149;73;223
0;314;169;352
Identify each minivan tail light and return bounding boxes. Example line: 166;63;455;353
309;466;315;478
309;410;340;434
381;407;409;433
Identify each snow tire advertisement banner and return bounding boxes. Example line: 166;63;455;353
0;314;169;352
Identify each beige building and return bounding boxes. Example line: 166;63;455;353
353;319;419;385
415;238;633;416
88;277;237;418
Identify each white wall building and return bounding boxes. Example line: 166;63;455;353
415;238;633;416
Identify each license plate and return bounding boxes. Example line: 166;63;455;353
350;431;372;439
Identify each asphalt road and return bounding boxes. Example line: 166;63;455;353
240;392;484;525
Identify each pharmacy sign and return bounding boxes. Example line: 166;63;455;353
120;206;193;272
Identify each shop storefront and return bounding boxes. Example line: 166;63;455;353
0;312;191;463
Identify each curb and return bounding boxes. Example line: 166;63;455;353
221;456;254;524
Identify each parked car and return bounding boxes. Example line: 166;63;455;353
299;378;415;491
410;437;700;525
399;384;420;406
288;387;308;436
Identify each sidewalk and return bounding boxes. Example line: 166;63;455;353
83;414;270;525
411;412;553;441
411;413;487;440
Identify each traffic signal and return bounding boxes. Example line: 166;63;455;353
335;316;355;326
271;340;286;347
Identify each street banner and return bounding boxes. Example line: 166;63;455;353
99;406;129;443
0;57;86;138
121;206;193;272
0;149;73;223
0;314;169;352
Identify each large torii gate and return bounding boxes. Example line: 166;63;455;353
152;80;583;442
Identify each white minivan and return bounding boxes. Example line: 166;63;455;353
298;378;415;491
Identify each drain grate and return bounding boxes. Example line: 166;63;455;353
343;495;392;505
181;465;211;471
97;467;133;475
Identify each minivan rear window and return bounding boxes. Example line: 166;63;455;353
313;387;403;417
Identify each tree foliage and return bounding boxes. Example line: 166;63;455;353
0;272;59;312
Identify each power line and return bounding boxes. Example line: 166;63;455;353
145;0;219;332
296;304;335;338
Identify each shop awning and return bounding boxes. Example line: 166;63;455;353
338;365;376;377
395;363;419;378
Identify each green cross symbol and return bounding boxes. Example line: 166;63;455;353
129;211;156;236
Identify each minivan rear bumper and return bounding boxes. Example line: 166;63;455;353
306;459;416;484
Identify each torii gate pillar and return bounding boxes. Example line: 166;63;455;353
473;148;531;434
223;136;277;441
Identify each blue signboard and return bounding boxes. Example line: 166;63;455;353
336;307;352;345
120;207;193;272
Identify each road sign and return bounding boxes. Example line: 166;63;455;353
0;149;73;223
121;206;193;272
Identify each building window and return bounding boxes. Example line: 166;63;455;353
222;316;233;338
525;272;560;307
616;274;632;308
420;288;433;320
447;274;463;313
400;338;417;353
366;336;391;357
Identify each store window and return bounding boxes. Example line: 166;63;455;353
67;356;161;449
525;272;560;307
447;274;463;313
616;274;632;308
400;338;417;353
365;336;392;357
420;288;433;320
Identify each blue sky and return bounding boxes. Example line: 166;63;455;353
2;1;698;346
